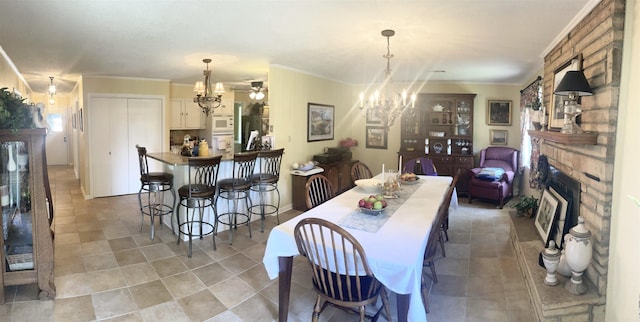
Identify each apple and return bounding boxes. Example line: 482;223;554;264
376;195;384;201
358;199;366;207
373;201;383;210
369;195;377;200
364;201;373;209
381;200;387;208
368;197;377;203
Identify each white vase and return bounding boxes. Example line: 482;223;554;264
542;240;561;286
564;216;592;295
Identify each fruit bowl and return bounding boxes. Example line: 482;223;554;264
354;179;382;193
358;207;385;215
357;195;387;215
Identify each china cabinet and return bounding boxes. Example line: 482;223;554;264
0;129;55;303
399;93;476;195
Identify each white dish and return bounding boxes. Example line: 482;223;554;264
432;104;445;112
354;179;382;193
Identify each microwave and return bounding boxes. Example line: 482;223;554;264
210;114;234;133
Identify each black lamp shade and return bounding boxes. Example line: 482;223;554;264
554;71;593;96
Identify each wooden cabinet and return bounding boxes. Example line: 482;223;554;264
399;93;476;195
170;98;204;129
318;160;355;195
0;129;55;303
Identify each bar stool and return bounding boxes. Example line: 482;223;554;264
176;156;222;257
215;151;258;245
136;145;176;240
248;148;284;232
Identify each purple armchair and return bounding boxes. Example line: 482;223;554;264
468;147;519;208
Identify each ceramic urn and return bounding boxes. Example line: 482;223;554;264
542;240;561;286
564;216;592;295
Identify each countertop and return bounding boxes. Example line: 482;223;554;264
147;152;231;166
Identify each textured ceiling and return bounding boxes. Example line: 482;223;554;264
0;0;595;94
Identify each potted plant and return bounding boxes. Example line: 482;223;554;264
511;195;539;216
0;87;35;131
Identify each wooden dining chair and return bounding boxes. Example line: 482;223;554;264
441;171;461;243
294;217;391;322
350;161;373;182
421;184;456;314
305;174;335;209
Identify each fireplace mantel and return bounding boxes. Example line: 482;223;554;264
528;130;597;145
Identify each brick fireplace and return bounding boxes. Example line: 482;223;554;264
512;0;626;320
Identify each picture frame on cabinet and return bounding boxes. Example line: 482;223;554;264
307;103;334;142
490;129;508;145
487;100;512;125
535;189;559;244
550;53;583;130
366;126;387;149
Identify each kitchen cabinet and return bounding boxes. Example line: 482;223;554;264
0;129;55;303
399;93;476;195
170;98;204;129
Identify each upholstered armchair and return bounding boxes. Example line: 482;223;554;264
468;147;519;208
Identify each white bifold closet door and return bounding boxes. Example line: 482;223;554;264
90;96;163;198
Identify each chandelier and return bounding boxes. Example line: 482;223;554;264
249;81;265;100
48;76;56;105
359;29;416;128
193;58;225;116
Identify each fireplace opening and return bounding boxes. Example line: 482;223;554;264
546;163;580;250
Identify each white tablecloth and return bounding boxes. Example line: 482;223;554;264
262;175;456;322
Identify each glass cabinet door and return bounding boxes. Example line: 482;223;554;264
1;140;34;272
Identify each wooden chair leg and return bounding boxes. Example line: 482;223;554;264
421;274;430;314
380;287;391;320
429;260;438;283
439;231;446;257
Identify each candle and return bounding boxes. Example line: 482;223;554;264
382;163;385;183
399;155;403;173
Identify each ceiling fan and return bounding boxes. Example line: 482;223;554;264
249;81;266;100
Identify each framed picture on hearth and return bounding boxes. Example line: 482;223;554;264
535;189;559;243
548;187;569;248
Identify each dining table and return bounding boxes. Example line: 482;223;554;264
262;174;457;322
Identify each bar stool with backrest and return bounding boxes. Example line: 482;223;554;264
176;155;222;258
136;145;176;240
215;151;258;245
248;148;284;232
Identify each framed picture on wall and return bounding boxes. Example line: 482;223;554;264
490;129;508;145
365;126;387;149
365;109;382;124
307;103;334;142
486;100;512;125
550;53;582;129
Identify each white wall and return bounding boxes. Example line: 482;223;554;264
606;0;640;320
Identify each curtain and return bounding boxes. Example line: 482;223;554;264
519;76;542;189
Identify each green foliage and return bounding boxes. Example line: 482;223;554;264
511;195;539;215
0;87;35;131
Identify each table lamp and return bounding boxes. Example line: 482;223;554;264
554;70;593;134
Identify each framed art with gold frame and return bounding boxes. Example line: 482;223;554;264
549;53;582;130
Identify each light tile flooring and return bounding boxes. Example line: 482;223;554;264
1;166;535;322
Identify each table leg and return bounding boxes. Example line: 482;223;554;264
397;293;410;322
278;256;293;322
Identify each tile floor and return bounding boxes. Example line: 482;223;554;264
1;166;535;322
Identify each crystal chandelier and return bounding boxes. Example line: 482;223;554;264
48;76;56;105
359;29;416;128
193;58;225;116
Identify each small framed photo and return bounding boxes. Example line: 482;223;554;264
487;100;512;125
365;109;381;124
535;190;559;243
365;126;387;149
307;103;334;142
490;130;508;145
549;187;570;249
550;53;583;129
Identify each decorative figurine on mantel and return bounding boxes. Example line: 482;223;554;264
542;240;561;286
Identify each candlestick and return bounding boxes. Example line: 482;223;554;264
399;155;403;173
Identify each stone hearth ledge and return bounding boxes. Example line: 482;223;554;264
509;212;606;321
